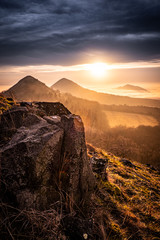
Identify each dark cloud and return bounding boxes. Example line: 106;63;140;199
0;0;23;10
0;0;160;65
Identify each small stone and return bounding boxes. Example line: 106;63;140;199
120;158;135;168
83;233;88;239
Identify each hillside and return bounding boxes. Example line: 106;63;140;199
116;84;149;92
2;76;108;132
2;76;160;169
87;144;160;240
0;100;160;240
52;78;160;107
52;78;81;92
4;75;59;102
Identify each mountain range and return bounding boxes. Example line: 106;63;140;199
52;78;160;107
3;76;160;108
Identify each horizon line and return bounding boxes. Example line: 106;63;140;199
0;60;160;74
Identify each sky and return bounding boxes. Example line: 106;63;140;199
0;0;160;97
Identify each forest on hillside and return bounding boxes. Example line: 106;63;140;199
86;125;160;170
59;93;160;170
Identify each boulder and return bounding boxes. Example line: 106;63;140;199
0;103;95;211
1;114;64;210
91;157;108;180
43;115;61;127
87;144;108;180
35;102;71;116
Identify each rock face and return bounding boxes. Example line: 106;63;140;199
61;115;95;208
0;106;29;146
35;102;71;116
0;103;95;210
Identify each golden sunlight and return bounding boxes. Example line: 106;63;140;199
87;62;108;77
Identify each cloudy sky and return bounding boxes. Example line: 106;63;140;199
0;0;160;94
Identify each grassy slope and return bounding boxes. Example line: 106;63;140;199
87;144;160;240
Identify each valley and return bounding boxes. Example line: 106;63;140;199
104;110;158;128
52;78;160;108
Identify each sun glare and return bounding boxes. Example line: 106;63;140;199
88;62;108;77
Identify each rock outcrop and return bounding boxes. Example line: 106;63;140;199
0;102;95;210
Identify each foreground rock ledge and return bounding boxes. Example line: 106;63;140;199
0;103;96;210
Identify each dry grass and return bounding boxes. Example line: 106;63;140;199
87;143;160;240
0;202;64;240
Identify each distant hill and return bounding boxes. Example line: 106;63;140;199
52;78;81;92
2;76;109;131
52;78;160;107
3;75;160;108
116;84;149;92
4;76;59;102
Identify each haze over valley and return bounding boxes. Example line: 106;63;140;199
1;75;160;170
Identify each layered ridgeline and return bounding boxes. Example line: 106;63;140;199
3;75;109;132
0;100;160;240
2;76;160;169
51;78;160;107
4;75;160;107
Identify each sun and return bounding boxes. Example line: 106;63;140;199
88;62;108;77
